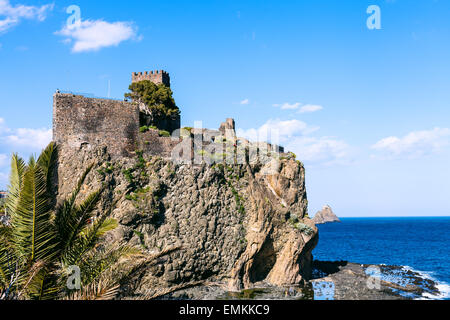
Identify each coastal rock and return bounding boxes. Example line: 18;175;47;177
157;261;442;300
55;144;318;297
313;205;340;225
310;261;441;300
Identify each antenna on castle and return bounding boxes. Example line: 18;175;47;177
66;69;70;91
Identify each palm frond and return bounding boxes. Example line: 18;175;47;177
83;217;118;239
56;189;102;260
0;225;14;288
1;150;136;300
26;264;61;300
0;248;12;290
10;161;56;263
53;164;94;223
62;216;117;267
5;154;26;218
65;280;119;300
0;258;20;300
36;142;58;196
16;260;45;299
77;245;142;286
0;225;12;247
54;165;100;257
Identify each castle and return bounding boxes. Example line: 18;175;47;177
132;70;171;87
53;70;181;158
53;70;283;161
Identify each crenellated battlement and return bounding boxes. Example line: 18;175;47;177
132;70;170;87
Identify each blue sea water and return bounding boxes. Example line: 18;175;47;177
312;217;450;299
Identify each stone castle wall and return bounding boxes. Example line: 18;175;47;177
53;93;140;158
53;93;284;163
138;129;182;158
53;93;180;159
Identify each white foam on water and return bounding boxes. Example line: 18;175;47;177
421;283;450;300
400;265;450;300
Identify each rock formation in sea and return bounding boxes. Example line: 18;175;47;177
312;205;341;225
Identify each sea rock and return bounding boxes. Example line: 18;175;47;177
313;205;340;225
310;261;441;300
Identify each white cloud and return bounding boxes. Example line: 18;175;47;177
0;153;7;167
0;171;8;189
372;128;450;159
273;102;301;110
0;0;53;33
56;19;139;53
0;117;9;134
240;99;250;105
0;155;8;189
286;136;351;166
273;102;324;113
298;104;323;114
236;119;319;145
0;119;52;189
1;119;52;150
236;118;351;166
5;127;52;150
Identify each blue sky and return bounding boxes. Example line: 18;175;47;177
0;0;449;217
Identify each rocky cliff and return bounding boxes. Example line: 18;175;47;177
55;143;318;297
313;205;340;225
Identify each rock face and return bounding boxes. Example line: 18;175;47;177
313;205;340;225
55;144;318;297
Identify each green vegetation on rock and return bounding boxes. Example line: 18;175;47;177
125;80;180;129
158;130;170;137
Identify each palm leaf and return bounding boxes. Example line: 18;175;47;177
36;142;58;196
62;216;117;267
78;245;141;286
57;189;102;262
1;148;134;300
65;280;120;300
5;154;26;219
0;225;14;288
0;248;12;290
25;263;61;300
10;160;56;263
82;217;118;239
54;165;98;254
16;260;45;299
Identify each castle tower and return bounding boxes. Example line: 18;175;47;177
132;70;171;87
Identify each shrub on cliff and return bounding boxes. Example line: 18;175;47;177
0;198;5;216
0;143;140;300
125;80;180;126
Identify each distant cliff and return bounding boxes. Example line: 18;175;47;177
313;205;340;225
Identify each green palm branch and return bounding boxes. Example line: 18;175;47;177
0;142;141;300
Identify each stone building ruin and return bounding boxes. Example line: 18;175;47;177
53;70;284;162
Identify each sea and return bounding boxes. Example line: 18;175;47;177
312;217;450;300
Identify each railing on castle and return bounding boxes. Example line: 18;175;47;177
58;90;125;102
